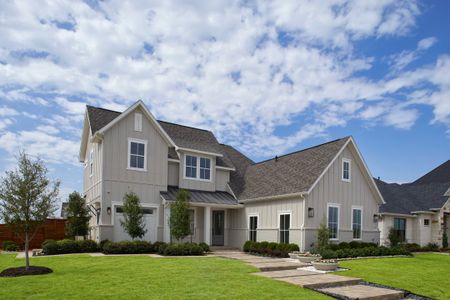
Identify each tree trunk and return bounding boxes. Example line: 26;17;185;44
25;231;30;270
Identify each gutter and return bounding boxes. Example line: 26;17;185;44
239;191;308;203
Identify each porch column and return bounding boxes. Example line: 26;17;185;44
204;206;211;245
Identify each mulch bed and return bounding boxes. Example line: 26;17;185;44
0;266;53;277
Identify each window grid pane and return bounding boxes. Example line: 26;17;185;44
328;207;338;239
352;209;362;239
279;214;290;244
249;216;257;242
200;157;211;180
129;142;145;169
186;155;197;178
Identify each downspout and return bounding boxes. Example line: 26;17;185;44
300;193;306;252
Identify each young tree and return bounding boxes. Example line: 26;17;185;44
65;191;90;238
316;219;329;252
0;153;60;270
169;190;191;242
120;192;147;240
388;227;400;247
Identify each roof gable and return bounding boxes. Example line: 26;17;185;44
413;159;450;184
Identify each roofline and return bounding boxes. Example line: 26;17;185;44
306;136;385;205
411;211;437;215
239;191;307;203
379;212;416;218
79;109;91;163
216;165;236;171
176;147;223;157
97;100;176;147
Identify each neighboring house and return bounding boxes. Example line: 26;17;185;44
376;160;450;247
79;100;384;250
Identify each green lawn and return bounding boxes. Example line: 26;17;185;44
337;253;450;299
0;254;328;300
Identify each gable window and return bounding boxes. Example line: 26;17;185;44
128;138;147;171
249;215;258;242
134;113;142;132
279;213;290;244
424;219;430;226
393;218;406;243
184;155;211;181
89;150;94;176
342;158;351;182
327;204;339;240
185;155;197;178
352;207;362;240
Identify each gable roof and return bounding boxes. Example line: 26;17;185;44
237;137;350;200
219;144;254;197
413;160;450;185
86;106;120;134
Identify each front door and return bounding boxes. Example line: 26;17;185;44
212;210;225;246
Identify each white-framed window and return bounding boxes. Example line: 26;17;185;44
352;206;362;240
89;149;94;176
248;214;258;242
134;113;142;132
127;138;147;171
184;155;211;181
327;204;339;240
424;219;430;226
279;212;291;244
342;158;351;182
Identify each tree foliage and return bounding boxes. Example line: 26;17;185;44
169;190;191;241
65;191;90;238
0;152;60;269
316;219;329;252
388;227;400;247
120;192;147;240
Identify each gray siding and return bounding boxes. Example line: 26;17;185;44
215;169;230;192
178;151;216;191
168;161;179;186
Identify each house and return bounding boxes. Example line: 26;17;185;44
376;160;450;247
79;100;384;251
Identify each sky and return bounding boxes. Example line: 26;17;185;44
0;0;450;205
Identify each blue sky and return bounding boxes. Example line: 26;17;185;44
0;1;449;204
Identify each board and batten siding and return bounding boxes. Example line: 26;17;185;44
168;161;179;186
178;151;216;192
83;130;102;204
215;169;229;192
304;144;380;248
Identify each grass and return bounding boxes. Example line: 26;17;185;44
0;253;328;300
337;253;450;299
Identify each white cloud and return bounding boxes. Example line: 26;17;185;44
0;106;19;117
388;37;438;72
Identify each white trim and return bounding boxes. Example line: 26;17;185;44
239;192;307;203
411;211;436;215
278;211;291;243
98;100;176;147
183;154;212;182
79;110;91;162
134;112;142;132
127;138;148;172
176;147;223;157
307;137;385;204
168;158;180;163
327;203;340;241
351;206;363;240
89;149;94;177
342;158;351;182
216;165;236;171
111;202;158;226
379;212;416;218
248;213;259;241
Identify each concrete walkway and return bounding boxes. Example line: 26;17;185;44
214;250;406;300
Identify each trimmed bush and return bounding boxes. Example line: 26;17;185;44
158;243;206;256
199;242;210;253
422;243;439;252
42;239;99;255
2;241;19;251
102;241;153;254
242;241;300;258
320;245;411;259
99;239;110;251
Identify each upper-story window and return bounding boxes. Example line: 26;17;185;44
342;158;351;182
128;138;147;171
134;113;142;132
89;150;94;176
185;155;211;181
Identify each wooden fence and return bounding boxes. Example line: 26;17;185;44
0;218;66;249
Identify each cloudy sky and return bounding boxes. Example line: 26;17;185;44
0;0;449;203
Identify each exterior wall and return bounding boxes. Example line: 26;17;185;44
228;197;305;249
168;161;179;186
83;130;103;205
178;151;216;192
215;169;230;192
378;215;416;246
416;214;433;246
304;145;381;249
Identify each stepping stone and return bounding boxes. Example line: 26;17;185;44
253;269;317;278
250;261;303;272
277;274;361;288
320;284;404;300
240;258;283;263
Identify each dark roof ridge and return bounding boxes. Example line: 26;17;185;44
253;136;351;166
157;119;213;133
86;105;121;114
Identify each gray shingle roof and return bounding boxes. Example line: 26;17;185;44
219;144;254;197
237;137;350;200
160;186;238;205
413;160;450;184
86;106;120;133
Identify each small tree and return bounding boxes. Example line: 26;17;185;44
316;219;329;252
120;192;147;240
65;191;90;238
169;190;191;242
388;227;400;247
0;153;60;270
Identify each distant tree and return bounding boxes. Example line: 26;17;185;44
170;190;191;242
120;192;147;240
316;219;329;252
388;227;400;247
65;191;90;238
0;152;60;270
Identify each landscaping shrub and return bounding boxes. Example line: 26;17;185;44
422;243;439;252
320;245;410;259
402;243;421;252
242;241;299;258
199;242;210;253
102;241;153;254
42;239;99;255
99;239;110;251
2;241;19;251
152;241;167;253
159;243;206;256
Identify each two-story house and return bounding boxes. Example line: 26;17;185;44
79;100;384;250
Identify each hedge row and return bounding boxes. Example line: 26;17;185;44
43;239;98;255
326;241;378;250
103;241;210;256
320;246;411;259
243;241;299;258
2;241;20;251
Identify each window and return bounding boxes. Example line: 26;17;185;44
279;213;290;244
116;206;153;214
189;209;195;235
249;215;258;242
185;155;211;181
328;205;339;240
352;208;362;239
200;157;211;180
393;218;406;242
128;138;147;170
134;113;142;132
424;219;430;226
185;155;197;178
89;150;94;176
342;158;351;181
